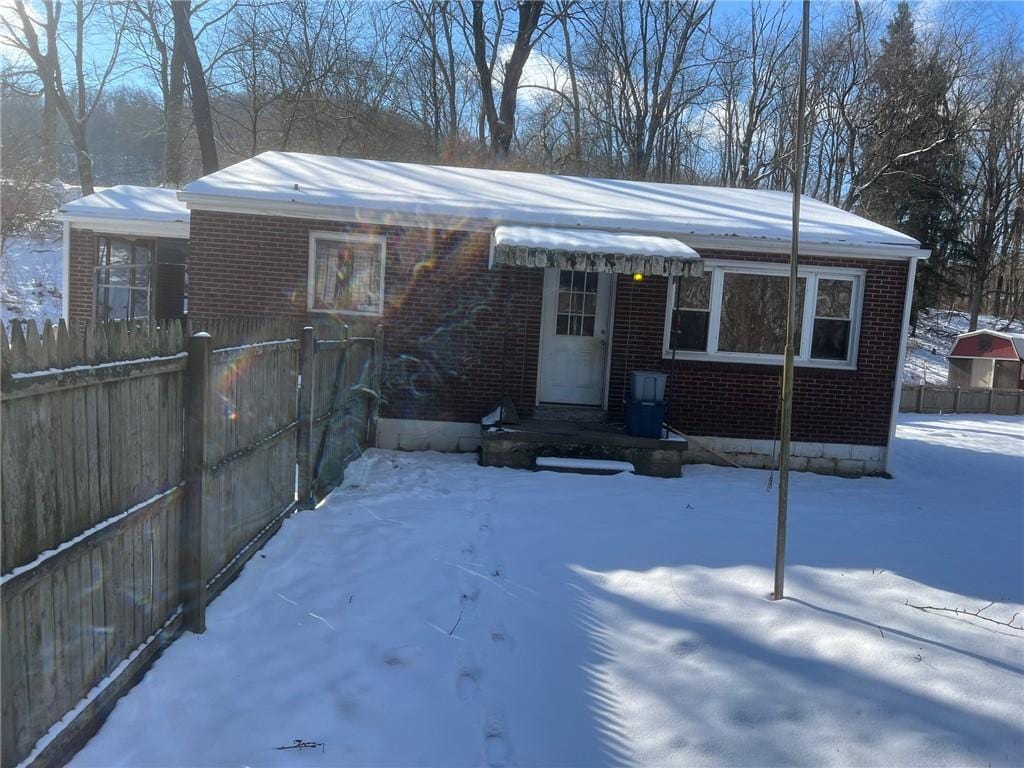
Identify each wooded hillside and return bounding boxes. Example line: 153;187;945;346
2;0;1021;328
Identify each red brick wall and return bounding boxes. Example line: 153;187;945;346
67;227;98;325
607;250;908;446
187;210;543;423
72;209;909;445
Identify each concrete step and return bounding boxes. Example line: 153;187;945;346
535;456;636;475
532;404;607;423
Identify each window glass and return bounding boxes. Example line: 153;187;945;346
811;278;854;360
312;236;384;314
670;272;711;351
718;273;804;355
96;237;153;321
555;269;598;337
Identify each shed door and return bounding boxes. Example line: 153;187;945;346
538;268;613;405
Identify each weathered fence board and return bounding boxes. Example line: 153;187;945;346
900;384;1024;414
1;317;380;768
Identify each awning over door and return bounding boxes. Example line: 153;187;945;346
490;225;703;277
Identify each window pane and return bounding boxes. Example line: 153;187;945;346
108;240;133;265
556;314;569;334
313;238;382;313
672;309;709;351
675;272;711;310
811;318;850;360
718;273;804;355
582;316;595;336
816;279;853;319
97;286;130;320
559;270;573;289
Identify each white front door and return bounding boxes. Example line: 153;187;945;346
538;268;613;405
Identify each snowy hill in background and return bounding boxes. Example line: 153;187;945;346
904;309;1024;384
1;231;63;328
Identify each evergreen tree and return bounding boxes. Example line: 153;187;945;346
858;1;963;329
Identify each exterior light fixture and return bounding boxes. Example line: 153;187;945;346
632;273;644;282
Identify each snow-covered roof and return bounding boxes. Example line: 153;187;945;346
60;185;190;238
180;152;923;258
493;226;700;260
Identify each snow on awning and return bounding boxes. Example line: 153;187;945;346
490;226;703;277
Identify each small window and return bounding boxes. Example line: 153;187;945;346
811;278;854;360
309;233;385;315
718;272;804;355
96;236;152;322
556;270;598;336
669;271;711;351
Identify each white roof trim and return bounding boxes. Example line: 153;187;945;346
62;216;190;239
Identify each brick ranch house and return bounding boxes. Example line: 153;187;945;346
59;152;928;476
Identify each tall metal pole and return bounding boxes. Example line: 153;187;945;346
773;0;811;601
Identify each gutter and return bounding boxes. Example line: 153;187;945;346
885;253;924;475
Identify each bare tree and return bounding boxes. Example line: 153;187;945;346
465;0;552;159
173;0;219;173
2;0;129;194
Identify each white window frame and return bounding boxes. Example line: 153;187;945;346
662;259;865;370
307;231;386;316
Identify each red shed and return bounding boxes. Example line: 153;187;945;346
948;330;1024;390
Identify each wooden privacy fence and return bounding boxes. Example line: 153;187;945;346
899;384;1024;415
0;317;382;768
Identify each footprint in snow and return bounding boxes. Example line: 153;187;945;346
456;667;480;700
484;717;510;767
489;628;515;651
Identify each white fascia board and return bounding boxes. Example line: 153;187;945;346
61;216;190;239
180;192;929;262
61;220;70;321
885;255;919;475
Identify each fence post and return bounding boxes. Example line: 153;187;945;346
916;385;924;413
953;386;961;414
987;388;995;414
183;332;211;634
297;326;315;508
1018;392;1023;416
369;324;384;448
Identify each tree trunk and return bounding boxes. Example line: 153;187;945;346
164;34;186;186
41;83;58;179
172;0;218;174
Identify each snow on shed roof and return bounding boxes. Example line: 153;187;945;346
60;185;190;227
180;152;923;257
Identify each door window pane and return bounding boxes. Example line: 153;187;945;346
556;269;599;337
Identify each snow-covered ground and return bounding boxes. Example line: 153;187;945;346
1;231;63;329
70;415;1023;767
905;308;1024;384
